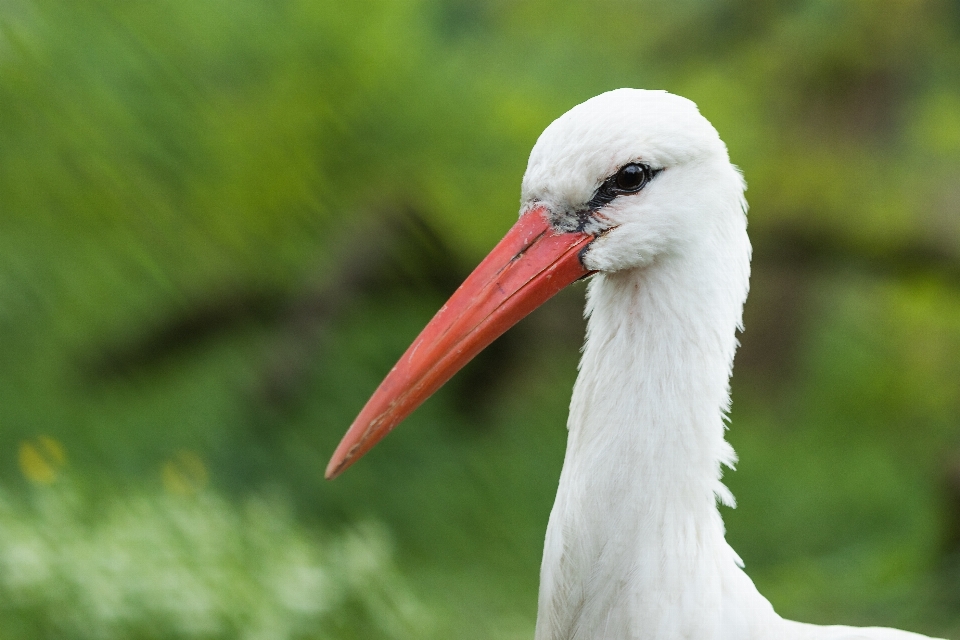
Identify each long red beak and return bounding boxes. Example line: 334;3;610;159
325;206;595;479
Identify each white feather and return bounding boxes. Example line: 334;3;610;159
521;89;940;640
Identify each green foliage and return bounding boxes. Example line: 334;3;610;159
0;482;432;639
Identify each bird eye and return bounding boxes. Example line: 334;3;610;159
582;162;659;213
615;163;648;192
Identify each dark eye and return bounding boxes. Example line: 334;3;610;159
615;163;648;191
582;162;659;212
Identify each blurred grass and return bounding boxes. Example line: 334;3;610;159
0;481;432;639
1;0;959;638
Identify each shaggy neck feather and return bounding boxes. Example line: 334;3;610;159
535;233;760;640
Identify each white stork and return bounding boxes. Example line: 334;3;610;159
326;89;940;640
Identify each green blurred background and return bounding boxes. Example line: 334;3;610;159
1;0;960;637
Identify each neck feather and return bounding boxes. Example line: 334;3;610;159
535;227;755;639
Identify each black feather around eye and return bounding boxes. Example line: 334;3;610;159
584;163;660;211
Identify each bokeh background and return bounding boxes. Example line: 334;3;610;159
1;0;960;638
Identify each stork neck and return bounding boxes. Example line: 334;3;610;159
536;243;752;639
570;255;741;516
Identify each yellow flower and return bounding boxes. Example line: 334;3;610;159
161;450;208;495
19;436;66;484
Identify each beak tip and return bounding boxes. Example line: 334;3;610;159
324;455;347;480
325;419;373;480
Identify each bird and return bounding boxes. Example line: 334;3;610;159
325;89;941;640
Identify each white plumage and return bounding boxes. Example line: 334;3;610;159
524;89;937;640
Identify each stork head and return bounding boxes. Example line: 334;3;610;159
326;89;745;479
522;88;744;273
